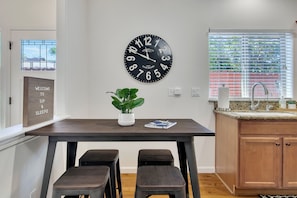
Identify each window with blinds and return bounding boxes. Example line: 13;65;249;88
208;31;293;100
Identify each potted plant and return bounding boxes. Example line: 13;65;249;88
287;100;296;109
107;88;144;126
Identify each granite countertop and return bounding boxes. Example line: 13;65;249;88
214;110;297;120
214;100;297;120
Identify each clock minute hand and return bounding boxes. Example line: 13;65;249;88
136;52;149;59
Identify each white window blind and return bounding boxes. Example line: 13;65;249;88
208;31;293;100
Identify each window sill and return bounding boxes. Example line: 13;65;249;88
0;115;69;151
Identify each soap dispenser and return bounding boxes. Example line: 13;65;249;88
279;96;286;109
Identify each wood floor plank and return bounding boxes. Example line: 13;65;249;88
120;173;258;198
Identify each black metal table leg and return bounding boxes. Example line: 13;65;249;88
185;138;201;198
65;142;78;198
67;142;77;168
40;137;57;198
177;141;190;198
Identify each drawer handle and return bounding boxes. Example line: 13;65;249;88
286;143;291;146
275;143;281;146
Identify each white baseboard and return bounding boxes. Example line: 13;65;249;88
198;166;215;173
120;166;215;174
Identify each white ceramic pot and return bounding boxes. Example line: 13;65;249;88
118;113;135;126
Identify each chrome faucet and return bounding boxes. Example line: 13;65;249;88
250;82;269;111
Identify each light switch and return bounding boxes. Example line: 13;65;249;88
174;87;182;95
168;87;182;96
168;88;175;97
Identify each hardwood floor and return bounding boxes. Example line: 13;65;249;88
120;173;258;198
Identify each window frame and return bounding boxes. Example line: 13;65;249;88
208;30;294;101
21;40;56;71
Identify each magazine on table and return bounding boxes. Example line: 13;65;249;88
144;120;177;129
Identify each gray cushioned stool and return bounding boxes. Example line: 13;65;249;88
137;149;174;167
52;166;111;198
79;149;122;198
135;165;186;198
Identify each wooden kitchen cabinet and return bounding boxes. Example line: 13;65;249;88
239;136;282;188
215;112;297;195
283;137;297;188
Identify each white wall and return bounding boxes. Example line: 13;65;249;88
58;0;297;173
0;0;297;197
0;146;14;198
0;0;57;127
10;137;48;197
61;0;297;120
0;0;58;197
58;0;217;173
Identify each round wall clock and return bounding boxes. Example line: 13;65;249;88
124;34;173;83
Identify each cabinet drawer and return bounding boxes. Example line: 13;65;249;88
239;120;297;135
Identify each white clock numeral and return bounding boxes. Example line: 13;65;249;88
137;69;144;78
126;56;135;61
128;46;138;53
144;36;152;46
129;64;138;71
154;39;160;48
135;39;143;48
159;46;167;53
161;56;171;61
160;63;169;70
154;69;161;78
146;71;152;81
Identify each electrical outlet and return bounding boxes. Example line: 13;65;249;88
191;87;200;97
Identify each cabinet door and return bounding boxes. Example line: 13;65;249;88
283;137;297;188
239;137;282;188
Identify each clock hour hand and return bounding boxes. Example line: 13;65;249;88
144;48;156;63
130;49;156;62
145;55;156;62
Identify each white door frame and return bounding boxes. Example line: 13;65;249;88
9;29;56;126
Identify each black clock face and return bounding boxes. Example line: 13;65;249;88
124;34;173;83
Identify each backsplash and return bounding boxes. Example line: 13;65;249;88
214;101;280;111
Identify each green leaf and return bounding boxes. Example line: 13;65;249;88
107;87;144;113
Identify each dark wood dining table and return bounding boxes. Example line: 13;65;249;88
25;119;214;198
